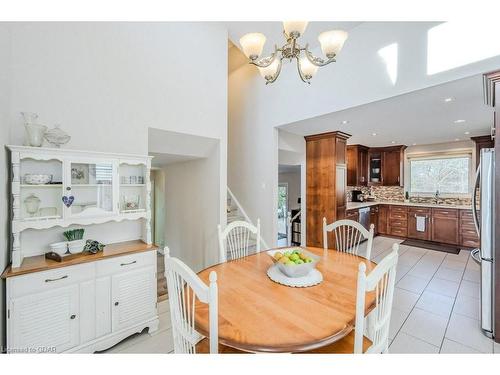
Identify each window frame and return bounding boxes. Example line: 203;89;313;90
407;153;472;198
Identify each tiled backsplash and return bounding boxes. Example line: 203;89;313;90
347;186;472;206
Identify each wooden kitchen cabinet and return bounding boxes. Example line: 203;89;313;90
460;209;480;248
407;207;432;241
345;209;359;222
471;135;494;168
377;205;389;235
346;145;369;186
431;208;459;245
382;146;406;186
305;131;351;248
389;205;408;237
365;145;406;186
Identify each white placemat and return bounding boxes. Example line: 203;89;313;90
267;264;323;288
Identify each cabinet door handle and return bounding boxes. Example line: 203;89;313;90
120;260;137;266
70;314;76;320
114;302;119;306
45;275;68;283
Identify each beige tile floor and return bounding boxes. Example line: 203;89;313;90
103;236;498;354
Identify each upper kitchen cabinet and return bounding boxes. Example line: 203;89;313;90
367;145;406;186
471;135;494;168
346;145;368;186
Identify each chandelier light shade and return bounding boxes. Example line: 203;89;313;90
239;32;267;60
258;58;281;80
283;21;308;37
239;21;348;84
318;30;349;58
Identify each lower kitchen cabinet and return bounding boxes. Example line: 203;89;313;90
9;284;80;353
407;207;432;241
460;209;480;248
378;205;389;235
5;248;159;353
431;208;459;245
389;205;408;237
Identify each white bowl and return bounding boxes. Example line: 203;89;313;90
267;248;321;278
24;174;52;185
49;241;68;256
68;239;85;254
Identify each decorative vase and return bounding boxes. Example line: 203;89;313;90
24;193;41;217
24;123;47;147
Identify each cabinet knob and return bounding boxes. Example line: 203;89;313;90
70;314;76;320
114;302;119;306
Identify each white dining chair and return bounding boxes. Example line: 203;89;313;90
306;243;399;354
323;218;374;260
164;247;219;354
218;219;261;263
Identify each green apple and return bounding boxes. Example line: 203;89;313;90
295;259;304;265
289;253;300;261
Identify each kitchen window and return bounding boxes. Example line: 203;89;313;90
409;155;471;195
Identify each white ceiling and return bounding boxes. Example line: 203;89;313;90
150;152;201;168
279;74;494;147
225;21;363;56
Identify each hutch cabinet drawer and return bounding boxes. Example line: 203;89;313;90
9;263;95;298
390;227;407;237
432;208;458;218
96;251;155;277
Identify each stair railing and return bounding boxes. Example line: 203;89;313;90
227;187;269;250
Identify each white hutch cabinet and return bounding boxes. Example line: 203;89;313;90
3;146;159;353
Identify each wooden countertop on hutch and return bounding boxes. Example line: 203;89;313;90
1;240;157;278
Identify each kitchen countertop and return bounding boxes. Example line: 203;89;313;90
346;201;473;210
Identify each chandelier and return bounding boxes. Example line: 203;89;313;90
239;21;348;84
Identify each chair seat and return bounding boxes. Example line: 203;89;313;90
195;338;246;354
304;330;372;354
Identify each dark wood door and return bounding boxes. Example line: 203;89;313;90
407;208;431;240
382;149;401;186
377;205;388;235
431;208;459;244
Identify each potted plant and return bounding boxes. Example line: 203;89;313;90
63;228;85;254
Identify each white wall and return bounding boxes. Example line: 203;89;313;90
6;22;228;155
162;145;221;272
228;22;500;247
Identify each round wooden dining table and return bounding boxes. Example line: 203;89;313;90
195;247;377;353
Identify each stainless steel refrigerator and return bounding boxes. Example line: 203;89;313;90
472;148;495;338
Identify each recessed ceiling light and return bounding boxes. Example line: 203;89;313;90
412;143;417;146
455;138;460;141
391;141;396;144
464;131;470;135
444;97;454;102
341;120;349;125
454;119;466;124
371;133;377;136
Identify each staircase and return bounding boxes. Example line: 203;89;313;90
225;188;267;258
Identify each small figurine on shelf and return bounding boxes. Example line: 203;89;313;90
84;240;105;254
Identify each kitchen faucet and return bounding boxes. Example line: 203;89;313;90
435;190;440;204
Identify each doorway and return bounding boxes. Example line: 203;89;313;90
277;183;288;245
